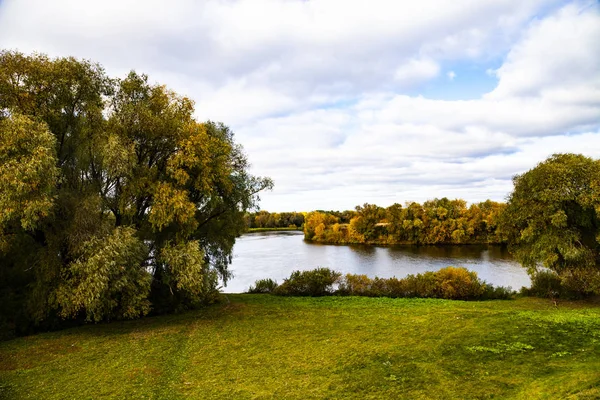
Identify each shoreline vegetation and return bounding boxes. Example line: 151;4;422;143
248;267;515;300
303;199;506;246
244;211;305;232
246;227;303;233
244;198;507;246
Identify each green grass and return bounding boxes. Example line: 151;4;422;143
1;295;600;399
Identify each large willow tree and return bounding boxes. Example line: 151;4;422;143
0;51;272;332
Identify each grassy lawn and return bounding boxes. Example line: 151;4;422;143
1;295;599;399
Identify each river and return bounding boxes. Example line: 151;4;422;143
223;231;531;293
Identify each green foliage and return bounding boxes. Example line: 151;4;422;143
247;278;278;294
519;270;587;300
0;114;58;233
481;284;515;300
159;240;207;298
502;153;600;295
337;274;376;296
274;268;342;296
246;227;302;232
352;203;386;241
244;211;304;230
524;270;564;298
0;50;272;333
53;227;150;322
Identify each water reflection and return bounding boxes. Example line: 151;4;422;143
224;231;531;294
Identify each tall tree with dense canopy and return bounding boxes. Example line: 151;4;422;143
502;153;600;294
0;50;272;333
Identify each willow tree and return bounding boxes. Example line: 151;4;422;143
502;154;600;294
0;50;272;331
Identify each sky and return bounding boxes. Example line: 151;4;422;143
0;0;599;211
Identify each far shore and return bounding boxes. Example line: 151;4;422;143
245;227;303;233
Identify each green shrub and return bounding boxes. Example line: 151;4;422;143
559;267;600;297
523;270;563;298
274;268;341;296
379;277;405;298
402;271;438;298
521;270;588;299
481;284;515;300
337;275;396;297
371;277;393;297
247;278;278;294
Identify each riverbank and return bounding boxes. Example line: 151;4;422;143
304;237;505;246
226;232;528;294
2;295;599;399
246;227;302;233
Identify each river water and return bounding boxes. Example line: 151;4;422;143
223;231;531;293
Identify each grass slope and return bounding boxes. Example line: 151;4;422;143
1;295;599;399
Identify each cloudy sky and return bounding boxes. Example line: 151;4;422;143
1;0;599;211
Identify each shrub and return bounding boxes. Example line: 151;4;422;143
337;274;375;296
337;275;407;297
523;270;563;298
402;271;438;298
247;278;278;294
521;270;588;299
434;267;485;300
481;284;515;300
270;267;513;300
371;277;394;297
560;267;600;297
274;268;341;296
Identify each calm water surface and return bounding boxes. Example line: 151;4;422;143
223;231;531;293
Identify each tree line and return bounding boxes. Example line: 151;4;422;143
303;199;506;245
244;211;305;230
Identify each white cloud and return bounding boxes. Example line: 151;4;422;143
394;58;440;86
488;2;600;101
0;0;598;211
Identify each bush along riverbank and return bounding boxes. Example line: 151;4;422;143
248;267;599;301
248;267;515;300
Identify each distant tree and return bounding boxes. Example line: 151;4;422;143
353;203;386;241
244;211;304;229
0;50;272;331
467;200;506;243
501;154;600;294
385;203;404;240
304;211;338;240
